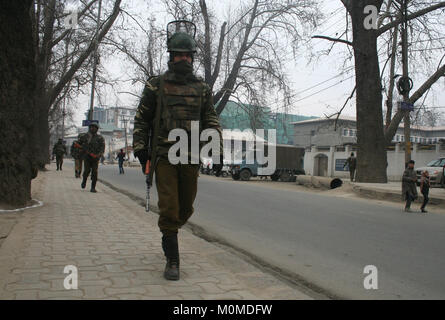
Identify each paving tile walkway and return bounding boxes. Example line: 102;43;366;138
0;164;311;300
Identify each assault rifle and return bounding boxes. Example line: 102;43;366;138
143;74;164;212
145;127;153;212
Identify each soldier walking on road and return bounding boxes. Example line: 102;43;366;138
70;138;83;178
133;21;223;281
402;160;418;212
79;123;105;193
52;138;67;171
343;152;357;182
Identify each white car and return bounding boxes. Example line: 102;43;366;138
415;158;445;187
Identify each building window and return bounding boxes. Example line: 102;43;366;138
343;129;348;136
401;135;404;142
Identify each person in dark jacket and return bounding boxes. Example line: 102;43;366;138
402;160;418;212
116;149;126;174
343;152;357;182
420;170;430;213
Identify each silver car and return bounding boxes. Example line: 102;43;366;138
415;158;445;187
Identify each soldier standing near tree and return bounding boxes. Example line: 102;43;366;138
344;152;357;182
79;122;105;193
52;138;67;171
133;21;223;281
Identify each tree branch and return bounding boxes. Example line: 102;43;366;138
409;64;445;104
50;0;99;49
312;35;353;46
377;2;445;36
210;21;226;88
384;64;445;144
49;0;122;106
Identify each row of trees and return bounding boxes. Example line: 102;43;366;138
1;0;123;206
1;0;444;206
117;0;445;183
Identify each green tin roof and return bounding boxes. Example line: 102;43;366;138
218;101;316;145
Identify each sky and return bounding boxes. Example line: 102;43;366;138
70;0;445;129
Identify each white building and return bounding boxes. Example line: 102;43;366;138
293;116;445;181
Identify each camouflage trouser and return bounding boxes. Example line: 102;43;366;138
349;169;356;182
56;155;64;170
155;157;199;235
75;159;83;176
83;157;99;183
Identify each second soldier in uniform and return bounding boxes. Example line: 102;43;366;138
79;122;105;193
133;22;223;280
70;137;83;178
52;138;67;171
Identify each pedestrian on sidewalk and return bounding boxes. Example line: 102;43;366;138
402;160;418;212
52;138;67;171
79;123;105;193
420;170;430;213
70;138;83;178
133;22;223;281
116;149;126;174
343;152;357;182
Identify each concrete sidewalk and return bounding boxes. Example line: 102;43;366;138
350;181;445;206
0;163;311;300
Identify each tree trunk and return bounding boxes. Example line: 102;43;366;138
0;0;38;206
349;0;387;183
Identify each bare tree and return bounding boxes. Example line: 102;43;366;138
314;0;445;182
0;1;38;206
31;0;122;168
112;0;321;120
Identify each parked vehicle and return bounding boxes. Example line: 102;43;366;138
230;144;305;181
200;157;230;177
415;158;445;187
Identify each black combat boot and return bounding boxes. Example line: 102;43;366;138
81;177;87;189
90;180;97;193
162;233;180;281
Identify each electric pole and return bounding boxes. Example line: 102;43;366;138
88;0;102;121
400;0;413;165
121;115;129;158
61;97;66;141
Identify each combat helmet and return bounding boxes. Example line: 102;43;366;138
167;20;197;53
89;122;99;129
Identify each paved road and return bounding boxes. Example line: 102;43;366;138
93;162;445;299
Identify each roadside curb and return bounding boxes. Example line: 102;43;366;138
351;184;445;206
98;178;335;300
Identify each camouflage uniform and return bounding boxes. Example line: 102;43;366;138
79;127;105;192
52;139;66;171
133;68;223;234
133;24;223;281
70;139;83;178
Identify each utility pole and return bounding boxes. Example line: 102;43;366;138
400;0;412;165
61;97;66;140
88;0;102;121
121;115;129;158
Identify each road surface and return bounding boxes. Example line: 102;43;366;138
88;162;445;299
